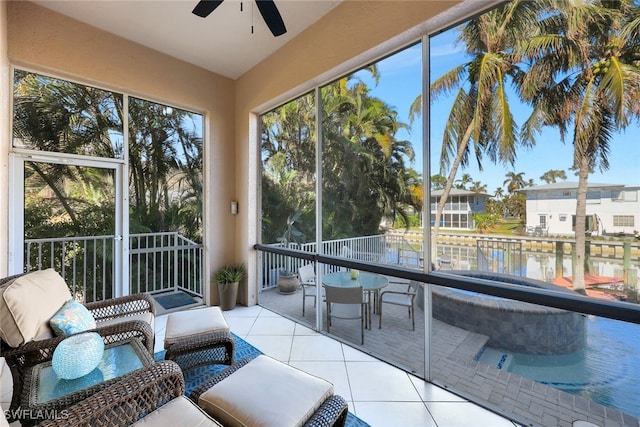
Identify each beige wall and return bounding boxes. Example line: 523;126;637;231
234;1;458;305
5;1;236;305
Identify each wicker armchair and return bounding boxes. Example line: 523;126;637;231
0;271;155;422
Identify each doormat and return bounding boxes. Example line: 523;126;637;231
154;291;196;310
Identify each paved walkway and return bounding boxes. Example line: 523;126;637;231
260;286;639;427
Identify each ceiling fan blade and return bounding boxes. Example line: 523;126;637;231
255;0;287;37
192;0;224;18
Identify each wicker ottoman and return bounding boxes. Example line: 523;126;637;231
163;307;235;372
190;355;348;427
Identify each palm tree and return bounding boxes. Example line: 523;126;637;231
469;181;487;193
426;0;542;261
454;173;473;190
540;169;567;184
520;0;640;292
321;74;419;237
503;171;527;193
493;187;505;200
431;174;447;190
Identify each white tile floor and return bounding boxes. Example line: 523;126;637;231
1;305;520;426
157;305;519;427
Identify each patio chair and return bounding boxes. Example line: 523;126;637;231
325;285;368;345
298;263;317;316
0;269;155;422
378;280;419;330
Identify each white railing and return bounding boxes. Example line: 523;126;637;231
129;232;204;297
25;235;116;302
260;234;421;290
24;232;204;302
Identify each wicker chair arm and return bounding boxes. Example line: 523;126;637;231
304;395;349;427
164;331;235;372
86;292;156;321
1;318;152;368
38;360;185;427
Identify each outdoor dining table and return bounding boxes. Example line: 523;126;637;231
322;271;389;327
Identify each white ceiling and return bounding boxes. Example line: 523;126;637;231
34;0;342;79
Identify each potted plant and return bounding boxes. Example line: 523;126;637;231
277;211;305;294
215;264;246;310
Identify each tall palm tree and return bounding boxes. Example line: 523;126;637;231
427;0;542;261
520;0;640;292
503;171;527;193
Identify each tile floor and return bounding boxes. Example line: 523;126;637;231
156;305;520;427
1;305;520;426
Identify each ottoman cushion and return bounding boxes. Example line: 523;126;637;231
198;355;334;427
164;307;229;348
131;396;223;427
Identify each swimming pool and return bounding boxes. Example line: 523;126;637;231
477;316;640;418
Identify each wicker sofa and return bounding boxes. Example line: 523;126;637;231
0;269;155;422
38;359;349;427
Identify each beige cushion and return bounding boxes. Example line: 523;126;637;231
198;355;334;427
164;307;229;348
0;269;72;347
131;396;223;427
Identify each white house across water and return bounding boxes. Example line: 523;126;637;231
519;182;640;237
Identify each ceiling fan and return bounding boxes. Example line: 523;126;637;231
192;0;287;37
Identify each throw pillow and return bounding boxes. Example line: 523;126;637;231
49;300;97;336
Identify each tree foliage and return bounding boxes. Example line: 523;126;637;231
13;70;204;243
261;70;421;243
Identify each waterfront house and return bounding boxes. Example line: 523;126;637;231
429;188;492;230
519;182;640;237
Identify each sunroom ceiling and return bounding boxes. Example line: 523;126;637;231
33;0;342;80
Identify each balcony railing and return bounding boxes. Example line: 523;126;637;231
260;234;421;289
24;232;203;302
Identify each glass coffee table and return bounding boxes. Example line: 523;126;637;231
20;337;153;424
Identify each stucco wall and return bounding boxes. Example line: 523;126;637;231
5;1;235;305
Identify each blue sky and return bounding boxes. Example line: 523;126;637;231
355;28;640;193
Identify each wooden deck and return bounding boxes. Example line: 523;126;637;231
553;274;623;300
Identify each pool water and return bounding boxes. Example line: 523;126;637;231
477;316;640;418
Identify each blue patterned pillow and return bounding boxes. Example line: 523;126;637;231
49;300;97;336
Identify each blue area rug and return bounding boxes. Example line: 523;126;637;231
155;332;370;427
154;291;196;309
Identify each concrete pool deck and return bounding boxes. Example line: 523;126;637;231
260;286;640;427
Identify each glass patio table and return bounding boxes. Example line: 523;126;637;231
20;337;153;424
322;271;389;327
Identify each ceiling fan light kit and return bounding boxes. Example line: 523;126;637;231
192;0;287;37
